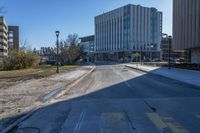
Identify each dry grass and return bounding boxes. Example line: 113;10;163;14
0;65;80;80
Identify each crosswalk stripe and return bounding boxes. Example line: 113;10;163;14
146;113;168;132
147;113;189;133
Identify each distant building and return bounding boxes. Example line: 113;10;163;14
95;4;162;61
173;0;200;63
0;16;8;61
161;34;185;62
79;35;94;62
8;26;19;51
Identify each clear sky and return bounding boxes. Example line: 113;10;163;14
0;0;172;49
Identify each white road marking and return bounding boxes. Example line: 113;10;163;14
73;110;86;133
146;113;168;132
147;113;189;133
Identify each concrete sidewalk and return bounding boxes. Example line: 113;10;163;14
126;64;200;87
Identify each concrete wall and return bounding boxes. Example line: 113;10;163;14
173;0;200;50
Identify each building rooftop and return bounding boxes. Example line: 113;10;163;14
95;4;160;18
80;35;94;42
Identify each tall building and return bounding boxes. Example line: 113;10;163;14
95;4;162;61
161;34;185;62
79;35;94;62
0;16;8;61
173;0;200;63
8;26;19;51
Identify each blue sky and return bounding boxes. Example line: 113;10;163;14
0;0;172;49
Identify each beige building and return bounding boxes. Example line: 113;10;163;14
0;16;8;61
173;0;200;63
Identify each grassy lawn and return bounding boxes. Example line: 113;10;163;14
0;65;80;79
129;62;138;64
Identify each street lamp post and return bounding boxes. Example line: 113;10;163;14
140;46;142;65
168;35;172;69
55;31;60;73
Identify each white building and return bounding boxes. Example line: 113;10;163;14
79;35;95;62
95;4;162;61
0;16;8;61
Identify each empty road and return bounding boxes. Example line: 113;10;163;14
8;63;200;133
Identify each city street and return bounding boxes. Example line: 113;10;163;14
8;62;200;133
1;0;200;133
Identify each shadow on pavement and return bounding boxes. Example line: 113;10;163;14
1;65;200;133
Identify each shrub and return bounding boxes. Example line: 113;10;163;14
0;61;3;70
3;51;40;70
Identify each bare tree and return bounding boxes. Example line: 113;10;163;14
20;39;32;52
67;43;83;63
59;41;69;64
66;33;80;45
58;34;83;64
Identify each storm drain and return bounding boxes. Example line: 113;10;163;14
10;127;40;133
42;87;64;101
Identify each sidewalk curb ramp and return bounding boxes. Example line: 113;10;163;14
125;65;200;89
0;66;96;133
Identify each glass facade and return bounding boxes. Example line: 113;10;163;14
95;4;162;53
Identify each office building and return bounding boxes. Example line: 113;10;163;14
161;34;185;62
8;26;19;51
173;0;200;63
0;16;8;61
79;35;94;62
95;4;162;61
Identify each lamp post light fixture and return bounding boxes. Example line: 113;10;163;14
55;31;60;73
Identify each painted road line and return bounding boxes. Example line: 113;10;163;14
100;112;136;133
146;113;168;132
73;111;86;133
163;117;189;133
147;113;189;133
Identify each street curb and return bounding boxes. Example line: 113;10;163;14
54;66;95;99
125;65;149;73
0;66;96;133
125;65;200;89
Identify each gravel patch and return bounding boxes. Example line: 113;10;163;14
0;66;91;131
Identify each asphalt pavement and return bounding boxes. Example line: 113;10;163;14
7;62;200;133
